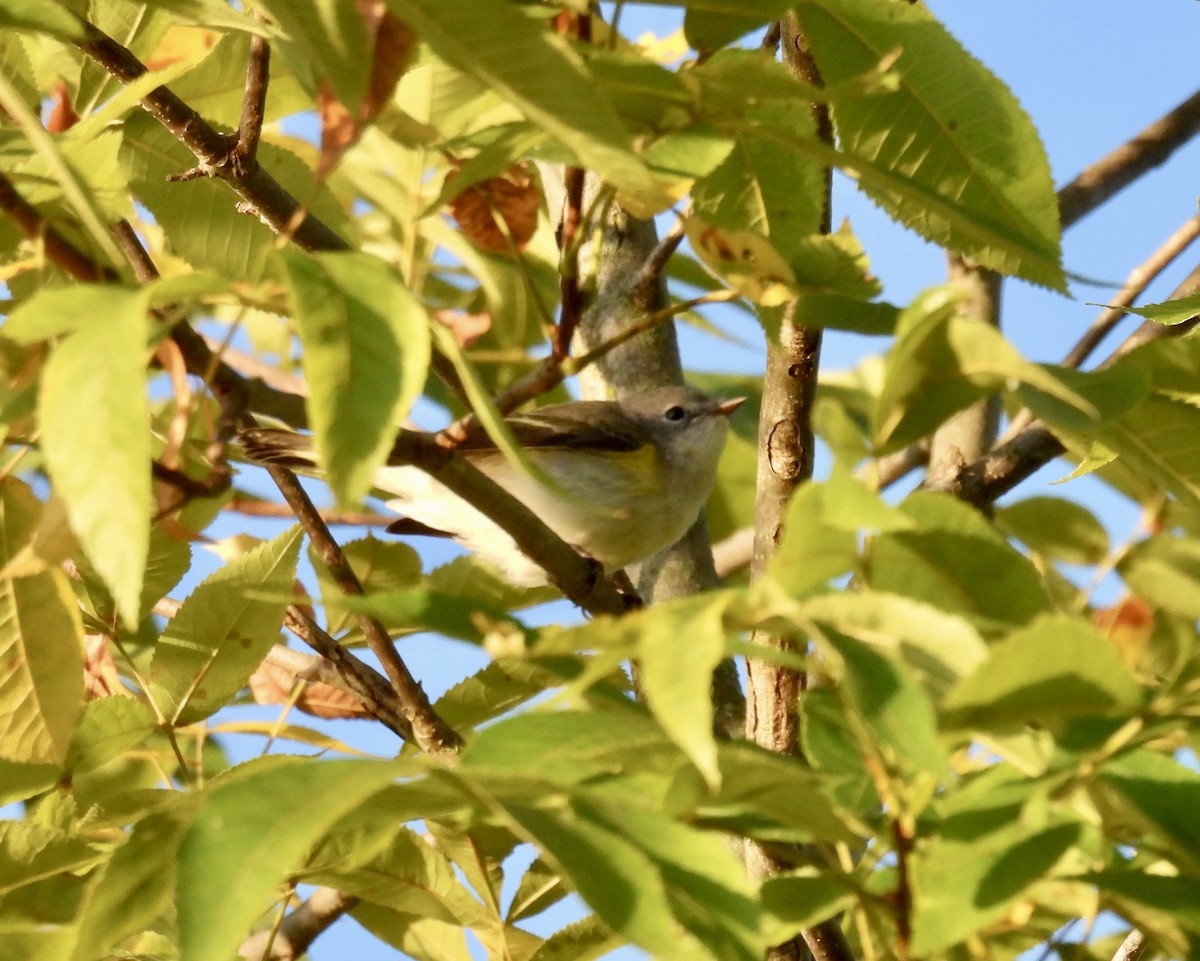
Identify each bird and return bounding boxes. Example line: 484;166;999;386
241;386;745;587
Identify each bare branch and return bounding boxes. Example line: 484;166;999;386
236;34;271;166
554;163;587;359
75;22;348;253
1111;930;1147;961
745;19;856;961
266;462;461;756
281;611;413;740
1062;213;1200;369
228;496;392;528
1058;87;1200;229
0;172;116;282
929;257;1002;475
238;887;358;961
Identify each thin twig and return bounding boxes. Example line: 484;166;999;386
441;289;738;442
761;20;782;54
1058;87;1200;229
75;21;348;253
228;497;393;528
555;163;587;358
267;463;461;756
236;34;270;168
281;611;413;740
0;172;116;281
1063;212;1200;368
631;219;685;307
891;819;914;959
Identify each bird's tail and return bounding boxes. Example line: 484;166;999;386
239;428;318;471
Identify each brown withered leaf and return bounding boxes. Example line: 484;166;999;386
249;659;371;719
446;164;540;254
434;309;492;348
317;1;416;175
1093;595;1153;670
46;82;77;133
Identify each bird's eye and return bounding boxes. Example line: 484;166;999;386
664;405;687;422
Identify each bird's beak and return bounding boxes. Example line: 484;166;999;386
715;396;747;417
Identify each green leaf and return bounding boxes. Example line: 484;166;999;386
307;824;491;928
177;757;402;961
799;591;987;700
314;536;422;633
821;628;947;778
761;870;856;945
1101;292;1200;327
351;902;473;961
40;297;150;626
64;696;157;776
432;661;553;732
698;741;859;844
0;0;84;39
910;819;1080;955
493;795;761;961
786;292;899;335
72;810;189;961
384;0;669;215
767;483;859;598
683;0;797;50
1096;749;1200;873
691;71;824;262
1088;870;1200;934
1120;535;1200;619
1018;362;1151;435
792;0;1064;289
0;568;83;764
340;588;527;645
150;527;302;724
1099;395;1200;515
0;759;58;805
528;914;621;961
685;218;799;305
874;287;1094;452
120;112;350;281
282;250;431;506
995;496;1109;565
3;285;145;344
637;594;729;787
459;710;678;788
255;0;371;106
943;615;1142;732
508;855;566;923
822;461;915;533
865;491;1052;628
0;819;105;897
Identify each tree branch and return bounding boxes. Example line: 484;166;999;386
1058;87;1200;229
238;886;358;961
265;464;461;756
1062;212;1200;369
928;257;1002;475
75;22;348;253
1110;930;1147;961
280;614;414;741
746;19;856;961
228;496;392;528
933;252;1200;506
236;33;270;166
